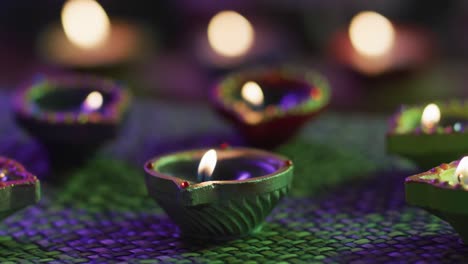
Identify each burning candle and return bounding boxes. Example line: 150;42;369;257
387;101;468;169
13;74;130;172
207;11;254;58
406;157;468;243
38;0;148;73
211;66;331;148
330;11;433;76
81;91;104;113
144;147;294;239
197;149;217;182
196;10;254;69
456;157;468;185
194;10;287;71
349;11;395;58
421;103;441;132
241;81;264;108
61;0;110;49
0;157;40;219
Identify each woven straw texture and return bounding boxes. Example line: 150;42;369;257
0;94;466;263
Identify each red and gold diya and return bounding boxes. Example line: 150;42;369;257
211;66;331;148
0;157;40;219
12;74;131;170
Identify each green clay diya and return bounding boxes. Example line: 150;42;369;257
211;65;331;148
13;74;130;170
0;157;40;219
144;147;293;240
387;101;468;169
406;157;468;243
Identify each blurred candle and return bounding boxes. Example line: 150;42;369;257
207;11;254;58
329;10;433;76
38;0;149;71
349;11;395;58
81;91;104;112
421;103;441;131
456;157;468;185
241;81;264;107
194;10;288;71
61;0;110;49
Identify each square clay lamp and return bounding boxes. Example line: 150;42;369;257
0;157;40;219
406;157;468;243
387;101;468;169
144;147;293;240
211;66;331;148
13;74;131;170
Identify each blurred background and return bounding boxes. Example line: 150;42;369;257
0;0;467;112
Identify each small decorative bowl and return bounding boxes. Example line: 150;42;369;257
387;101;468;169
211;66;331;148
405;160;468;243
0;157;40;219
13;74;131;170
144;147;293;240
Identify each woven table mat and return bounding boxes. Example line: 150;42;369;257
0;94;466;263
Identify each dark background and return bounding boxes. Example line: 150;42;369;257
0;0;467;113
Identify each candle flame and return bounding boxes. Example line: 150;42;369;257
0;169;6;182
83;91;103;112
61;0;111;49
197;149;217;180
421;103;440;130
349;11;395;57
241;81;264;106
456;157;468;184
207;10;254;57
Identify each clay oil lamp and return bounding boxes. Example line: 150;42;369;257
12;74;130;170
211;66;331;148
0;157;40;219
406;157;468;243
387;101;468;169
144;147;293;240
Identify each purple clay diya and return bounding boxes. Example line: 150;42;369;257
13;74;130;170
406;157;468;243
211;66;331;148
387;101;468;169
144;146;293;240
0;157;40;219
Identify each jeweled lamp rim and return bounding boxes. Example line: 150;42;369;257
210;65;331;124
12;74;131;125
144;147;293;188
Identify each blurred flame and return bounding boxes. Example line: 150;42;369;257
349;11;395;57
241;81;264;106
82;91;103;111
207;10;254;57
421;103;440;130
0;169;6;182
61;0;110;49
197;149;217;179
456;157;468;183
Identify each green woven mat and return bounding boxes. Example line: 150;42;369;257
2;95;467;263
